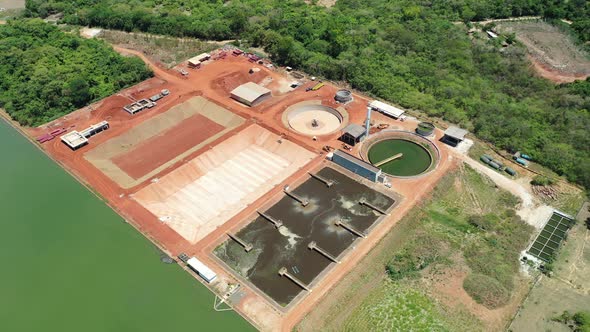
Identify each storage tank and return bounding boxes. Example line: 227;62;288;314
488;161;501;169
480;155;491;164
515;157;528;166
505;167;516;176
416;122;435;136
334;89;353;103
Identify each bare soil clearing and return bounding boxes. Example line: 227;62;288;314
84;96;244;188
497;21;590;83
93;29;219;68
0;0;25;10
111;113;225;179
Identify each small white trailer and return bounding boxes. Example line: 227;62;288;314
187;257;217;283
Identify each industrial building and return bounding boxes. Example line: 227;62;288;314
368;100;405;119
230;82;272;106
186;257;217;283
330;149;385;183
339;124;366;146
61;121;109;150
442;126;469;147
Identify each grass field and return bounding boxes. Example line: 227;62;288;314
297;165;534;331
343;282;453;331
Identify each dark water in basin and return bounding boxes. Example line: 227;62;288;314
215;167;394;306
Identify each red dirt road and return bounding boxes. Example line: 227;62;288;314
22;46;459;331
112;113;225;179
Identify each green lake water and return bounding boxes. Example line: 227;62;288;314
368;139;432;176
0;119;254;332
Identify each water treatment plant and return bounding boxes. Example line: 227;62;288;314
26;47;457;331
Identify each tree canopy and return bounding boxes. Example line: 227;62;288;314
20;1;590;191
0;19;152;126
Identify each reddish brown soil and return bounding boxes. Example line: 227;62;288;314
18;46;459;331
529;55;590;84
111;113;225;179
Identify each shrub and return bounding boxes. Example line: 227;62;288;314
463;273;510;309
573;311;590;327
531;175;555;186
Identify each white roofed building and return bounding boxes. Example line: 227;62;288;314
187;257;217;283
368;100;405;119
230;82;272;106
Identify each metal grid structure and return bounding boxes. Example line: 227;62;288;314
527;212;574;262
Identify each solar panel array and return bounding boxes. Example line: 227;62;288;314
527;212;574;262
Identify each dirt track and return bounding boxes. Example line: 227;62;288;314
23;46;459;331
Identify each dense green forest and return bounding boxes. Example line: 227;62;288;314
0;19;152;126
19;0;590;191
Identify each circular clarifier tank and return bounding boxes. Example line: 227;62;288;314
283;101;348;136
335;89;353;103
361;130;440;178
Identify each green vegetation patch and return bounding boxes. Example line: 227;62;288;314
552;310;590;332
343;282;450;331
386;231;451;280
387;165;533;308
463;273;510;309
0;19;152;125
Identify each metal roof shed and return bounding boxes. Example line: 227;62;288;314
369;100;405;119
331;149;382;182
442;126;469;147
340;124;366;146
230;82;272;106
444;126;468;140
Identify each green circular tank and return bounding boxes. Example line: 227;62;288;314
367;139;433;177
416;122;435;136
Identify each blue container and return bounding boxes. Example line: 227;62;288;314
521;154;532;161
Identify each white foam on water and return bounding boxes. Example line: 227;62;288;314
290;196;320;215
278;226;301;249
338;195;372;216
